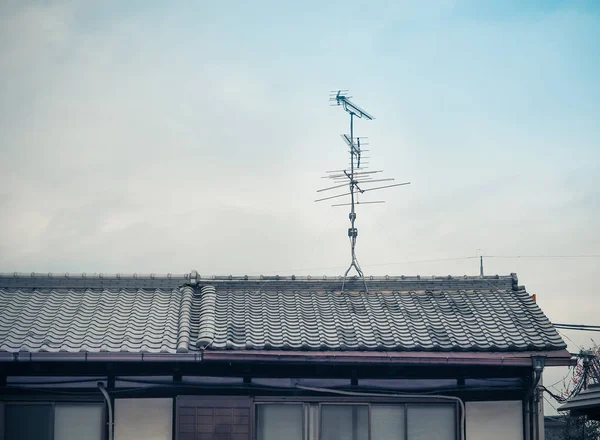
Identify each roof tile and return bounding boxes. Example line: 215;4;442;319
199;287;566;352
0;287;196;354
0;275;567;354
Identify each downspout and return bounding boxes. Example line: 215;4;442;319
525;372;538;440
529;356;546;440
295;385;466;440
522;396;530;440
98;382;113;440
529;372;540;440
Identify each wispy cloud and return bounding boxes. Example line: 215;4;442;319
0;2;598;397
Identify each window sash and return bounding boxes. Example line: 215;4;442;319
4;403;53;440
256;403;306;440
2;402;105;440
255;401;457;440
54;404;104;440
319;403;369;440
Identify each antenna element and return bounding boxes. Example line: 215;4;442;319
317;91;411;292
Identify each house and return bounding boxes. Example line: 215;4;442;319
559;383;600;421
0;271;572;440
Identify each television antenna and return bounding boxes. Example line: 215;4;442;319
316;90;410;292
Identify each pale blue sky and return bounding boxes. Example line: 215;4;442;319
0;1;599;408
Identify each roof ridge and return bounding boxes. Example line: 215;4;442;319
0;272;521;292
0;272;518;281
0;272;192;280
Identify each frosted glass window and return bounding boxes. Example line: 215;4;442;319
257;404;303;440
407;405;455;440
372;405;406;440
4;405;52;440
115;398;172;440
320;405;368;440
54;405;103;440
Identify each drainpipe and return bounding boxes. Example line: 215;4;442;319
98;382;114;440
530;356;546;440
522;396;530;440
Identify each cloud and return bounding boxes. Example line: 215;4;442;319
0;2;599;410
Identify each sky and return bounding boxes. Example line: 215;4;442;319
0;0;599;413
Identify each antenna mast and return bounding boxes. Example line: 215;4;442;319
316;90;410;292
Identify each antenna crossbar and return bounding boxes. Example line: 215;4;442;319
315;181;410;202
323;170;383;179
331;200;385;207
317;90;411;292
317;178;396;193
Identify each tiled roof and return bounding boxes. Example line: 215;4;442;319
0;286;198;353
199;284;566;352
0;272;566;355
559;383;600;419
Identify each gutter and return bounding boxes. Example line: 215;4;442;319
0;352;202;362
0;349;574;367
201;349;574;367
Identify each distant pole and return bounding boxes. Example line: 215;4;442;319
480;255;484;277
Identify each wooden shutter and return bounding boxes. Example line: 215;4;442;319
177;396;252;440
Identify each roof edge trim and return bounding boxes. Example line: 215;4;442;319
201;349;574;367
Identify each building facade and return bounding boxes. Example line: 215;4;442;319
0;272;572;440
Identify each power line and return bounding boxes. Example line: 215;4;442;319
484;255;600;259
244;256;478;275
553;323;600;332
363;256;478;267
542;351;596;404
546;368;576;390
242;253;599;276
558;330;586;351
543;395;559;412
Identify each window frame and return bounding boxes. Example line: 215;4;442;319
254;397;459;440
255;401;308;440
318;402;370;440
1;401;106;440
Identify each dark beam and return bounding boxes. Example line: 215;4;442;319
0;361;532;380
0;385;529;402
173;367;182;383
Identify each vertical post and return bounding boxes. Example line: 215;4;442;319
338;94;370;292
480;256;484;277
348;112;358;271
350;112;355;231
350;111;354;142
582;352;591;390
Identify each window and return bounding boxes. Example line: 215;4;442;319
54;405;104;440
256;401;456;440
407;405;455;440
320;405;368;440
5;404;53;440
3;403;104;440
257;404;304;440
371;405;405;440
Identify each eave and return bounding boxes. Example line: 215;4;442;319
0;348;573;367
202;349;574;367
